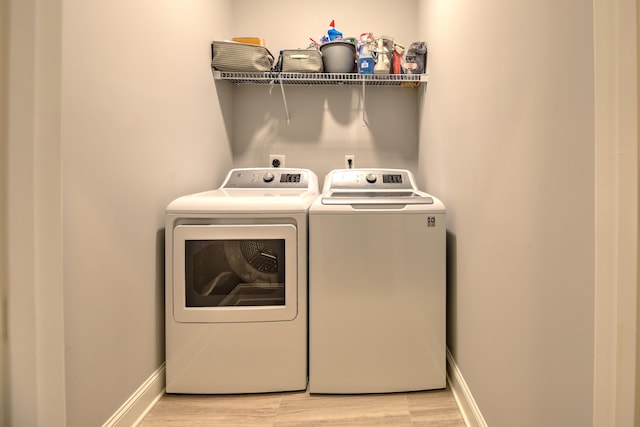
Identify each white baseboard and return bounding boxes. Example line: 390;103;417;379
102;363;166;427
446;348;488;427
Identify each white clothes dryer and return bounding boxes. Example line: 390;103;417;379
165;168;318;394
309;168;446;393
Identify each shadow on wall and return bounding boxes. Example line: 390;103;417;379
214;79;236;149
222;85;336;156
212;74;421;177
366;87;419;157
446;231;457;354
157;228;166;356
275;87;331;143
212;83;422;151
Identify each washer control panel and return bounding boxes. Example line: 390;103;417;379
324;169;415;191
321;169;434;205
222;168;312;189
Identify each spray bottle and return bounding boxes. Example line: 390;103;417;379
327;20;343;41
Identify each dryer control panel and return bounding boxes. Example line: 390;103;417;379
222;168;314;189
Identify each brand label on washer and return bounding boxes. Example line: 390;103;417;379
427;216;436;227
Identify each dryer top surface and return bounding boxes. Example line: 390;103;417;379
167;168;319;213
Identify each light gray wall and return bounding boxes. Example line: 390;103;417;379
6;0;234;426
7;0;66;424
0;0;8;423
60;1;234;425
419;1;596;426
635;1;640;421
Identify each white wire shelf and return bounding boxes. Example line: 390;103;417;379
212;70;428;86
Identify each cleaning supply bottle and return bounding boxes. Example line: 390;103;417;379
358;42;374;74
393;44;405;74
373;38;390;74
327;20;343;41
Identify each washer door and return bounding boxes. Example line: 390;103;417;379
172;224;298;323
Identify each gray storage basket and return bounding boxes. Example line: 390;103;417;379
281;49;323;73
211;41;274;72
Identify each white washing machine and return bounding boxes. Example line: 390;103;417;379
309;168;446;394
165;168;318;393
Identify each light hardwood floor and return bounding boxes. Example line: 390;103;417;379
138;387;466;426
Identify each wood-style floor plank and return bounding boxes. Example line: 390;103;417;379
138;388;466;426
407;390;467;426
139;393;282;426
274;390;412;426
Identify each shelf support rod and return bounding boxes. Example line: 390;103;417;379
361;79;367;127
279;80;291;125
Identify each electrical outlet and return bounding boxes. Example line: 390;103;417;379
345;155;355;169
269;154;285;168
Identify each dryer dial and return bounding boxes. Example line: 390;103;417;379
263;172;275;183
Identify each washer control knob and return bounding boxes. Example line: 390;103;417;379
366;173;377;183
263;172;275;183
